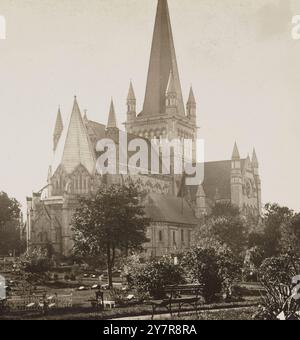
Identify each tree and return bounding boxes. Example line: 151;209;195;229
72;184;150;288
195;215;248;257
181;247;222;303
0;192;21;255
280;213;300;256
263;203;294;258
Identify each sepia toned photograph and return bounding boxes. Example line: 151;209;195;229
0;0;300;324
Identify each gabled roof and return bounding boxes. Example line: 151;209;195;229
145;193;198;225
182;159;251;203
141;0;185;116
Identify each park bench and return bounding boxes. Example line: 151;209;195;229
147;284;204;320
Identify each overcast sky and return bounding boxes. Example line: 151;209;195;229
0;0;299;213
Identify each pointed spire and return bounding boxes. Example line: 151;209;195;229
252;148;259;168
127;81;136;101
166;70;176;95
127;82;137;120
187;86;196;104
142;0;185;116
60;96;95;175
231;142;240;160
83;109;88;121
107;99;118;129
53;106;64;151
54;106;63;136
187;86;196;120
245;153;252;169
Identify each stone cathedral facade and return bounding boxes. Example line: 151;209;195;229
26;0;262;258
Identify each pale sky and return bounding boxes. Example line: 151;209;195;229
0;0;299;213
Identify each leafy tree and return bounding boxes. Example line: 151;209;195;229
195;215;248;257
0;192;21;255
72;184;150;288
181;247;222;303
280;213;300;256
263;203;294;257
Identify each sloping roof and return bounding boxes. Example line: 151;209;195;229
183;159;247;202
87;120;106;141
141;0;185;116
145;193;198;225
203;160;232;200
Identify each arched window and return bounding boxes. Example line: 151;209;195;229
159;230;163;242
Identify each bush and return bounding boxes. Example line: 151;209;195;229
181;246;240;303
181;247;222;303
124;255;184;299
258;255;300;285
254;255;300;320
216;247;241;299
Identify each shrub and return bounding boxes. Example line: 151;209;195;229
216;247;241;299
254;255;300;320
254;280;300;320
181;247;222;303
258;255;300;285
124;255;184;299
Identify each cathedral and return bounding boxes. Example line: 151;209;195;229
26;0;262;258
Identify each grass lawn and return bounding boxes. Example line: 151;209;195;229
176;307;257;320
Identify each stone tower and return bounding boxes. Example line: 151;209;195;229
125;0;197;143
230;142;243;209
252;148;262;212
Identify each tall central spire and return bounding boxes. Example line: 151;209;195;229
142;0;185;116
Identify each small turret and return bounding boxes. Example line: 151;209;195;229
231;142;243;209
107;99;118;129
166;71;177;114
127;81;136;121
53;106;63;151
187;86;196;122
252;148;259;170
252;148;262;213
